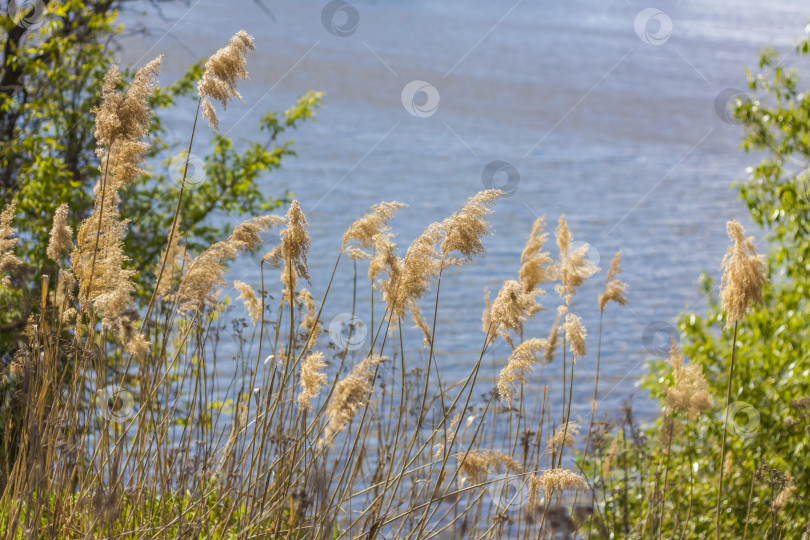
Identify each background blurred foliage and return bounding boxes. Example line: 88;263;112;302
583;30;810;538
0;0;323;337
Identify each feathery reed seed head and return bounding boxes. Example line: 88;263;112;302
658;413;679;448
0;199;22;286
439;189;503;264
665;340;711;420
321;355;385;447
380;192;501;319
233;281;262;325
539;468;587;498
273;201;311;284
490;280;542;338
75;56;163;335
381;223;441;319
47;203;73;263
94;57;162;188
519;216;553;294
546;422;580;454
298;352;328;411
553;213;599;305
528;475;542;508
454;450;521;486
343;201;407;258
368;231;399;285
563;313;587;359
544;306;565;364
94;56;162;152
497;338;549;405
719;220;767;329
198;30;255;130
598;250;628;313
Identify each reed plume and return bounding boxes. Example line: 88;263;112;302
544;306;564;364
665;340;711;420
94;56;162;189
553;214;599;305
455;450;521;485
368;231;400;285
198;30;255;131
233;281;262;325
379;223;441;319
346;202;406;291
497;338;549;406
528;474;542;508
74;57;162;351
122;321;150;357
46;204;73;264
410;303;433;347
321;355;385;447
490;280;542;345
519;216;553;294
563;313;587;360
719;220;766;329
281;200;311;282
439;189;502;265
73;205;135;339
0;199;22;286
658;413;679;448
539;468;588;498
343;201;407;259
297;352;327;411
546;421;580;454
598;250;628;313
264;201;311;307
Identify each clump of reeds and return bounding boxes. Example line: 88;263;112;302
1;27;791;540
0;199;23;286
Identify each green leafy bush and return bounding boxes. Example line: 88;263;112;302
582;28;810;539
